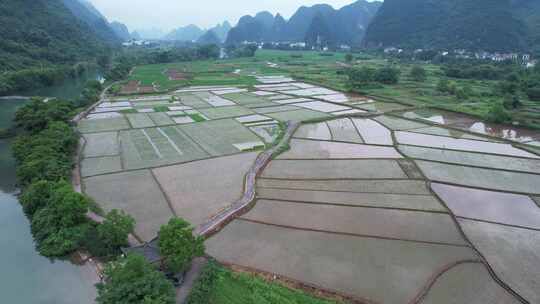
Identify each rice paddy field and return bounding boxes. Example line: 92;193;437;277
80;68;540;303
124;49;540;130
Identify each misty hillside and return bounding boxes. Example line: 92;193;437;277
62;0;120;43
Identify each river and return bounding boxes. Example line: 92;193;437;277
0;70;101;303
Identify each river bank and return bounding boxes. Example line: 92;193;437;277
0;69;102;303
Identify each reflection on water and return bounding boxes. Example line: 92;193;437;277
401;109;540;143
0;74;100;303
18;69;102;100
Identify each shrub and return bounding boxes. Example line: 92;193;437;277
410;65;427;82
527;87;540;101
185;260;219;304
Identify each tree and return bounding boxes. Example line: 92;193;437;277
30;181;90;257
158;218;205;273
19;180;55;216
14;99;74;133
486;102;512;123
410;65;427;82
503;94;522;109
374;66;400;84
97;210;135;254
96;254;175;304
455;87;468;100
346;67;375;89
345;53;353;64
437;78;450;93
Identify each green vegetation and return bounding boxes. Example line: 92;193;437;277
187;260;339;304
188;114;207;122
97;210;135;256
12;81;135;258
346;65;400;89
96;254;176;304
124;49;540;128
364;0;528;51
158;218;205;273
0;0;114;95
410;66;427;82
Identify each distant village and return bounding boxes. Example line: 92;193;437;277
120;38;536;68
384;47;537;68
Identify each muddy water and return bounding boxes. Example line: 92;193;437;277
401;109;540;143
432;183;540;229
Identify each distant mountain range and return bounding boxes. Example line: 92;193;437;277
132;28;166;40
164;25;204;41
197;30;222;45
363;0;539;52
226;0;382;45
164;22;232;43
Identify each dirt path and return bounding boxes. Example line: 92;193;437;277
176;257;208;304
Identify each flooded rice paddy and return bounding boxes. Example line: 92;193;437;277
80;77;540;303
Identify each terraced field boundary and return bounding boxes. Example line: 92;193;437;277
194;121;300;237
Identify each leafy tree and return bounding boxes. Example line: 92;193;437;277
158;218;205;273
195;44;220;59
503;94;522;109
96;254;175;304
13;121;76;186
14;99;74;133
345;53;353;63
30;181;90;256
410;65;427;82
346;67;375;89
374;66;400;84
462;84;474;97
447;82;457;95
16;153;72;186
455;87;468;100
437;78;450;93
19;180;55;216
97;210;135;254
486;102;512;123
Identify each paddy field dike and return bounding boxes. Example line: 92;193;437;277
79;73;540;304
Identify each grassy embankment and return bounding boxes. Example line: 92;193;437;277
187;261;341;304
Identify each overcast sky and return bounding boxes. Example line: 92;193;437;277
88;0;378;31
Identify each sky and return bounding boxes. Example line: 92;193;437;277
88;0;378;32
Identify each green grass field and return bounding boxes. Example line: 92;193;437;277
187;261;339;304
